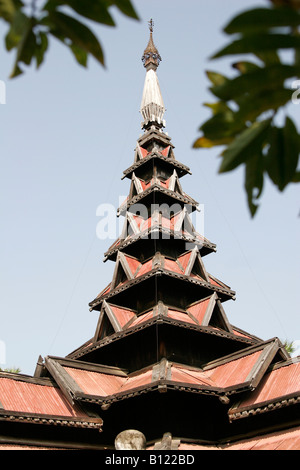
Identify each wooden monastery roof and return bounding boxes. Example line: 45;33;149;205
0;371;103;430
1;25;299;451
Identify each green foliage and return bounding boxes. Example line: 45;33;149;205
0;0;139;78
282;339;296;354
194;3;300;217
0;367;21;373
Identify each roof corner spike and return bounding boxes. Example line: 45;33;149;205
140;20;166;131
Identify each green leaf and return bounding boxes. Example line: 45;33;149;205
203;101;232;115
232;61;261;74
269;0;300;9
9;15;37;78
0;0;23;23
44;0;139;22
245;151;264;217
44;11;105;65
210;64;300;101
255;50;280;65
219;119;271;173
265;118;300;191
5;9;27;50
193;136;233;148
200;109;246;141
235;88;292;123
70;43;88;66
282;117;300;184
265;126;284;189
206;70;228;86
212;33;300;59
112;0;139;20
292;171;300;182
35;31;48;68
44;0;115;26
224;7;300;35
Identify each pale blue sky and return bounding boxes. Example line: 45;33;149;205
1;0;299;375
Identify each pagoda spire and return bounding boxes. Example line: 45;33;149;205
140;19;165;130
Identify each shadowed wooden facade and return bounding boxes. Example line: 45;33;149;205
0;24;299;450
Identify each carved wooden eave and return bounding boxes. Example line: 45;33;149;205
103;211;217;262
104;232;216;262
122;150;191;180
67;314;258;363
89;267;236;312
117;183;199;216
42;340;287;409
0;410;102;430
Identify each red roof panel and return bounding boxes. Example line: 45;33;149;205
167;309;196;325
109;305;136;328
0;377;86;417
139;146;148;158
124;255;140;276
120;369;153;392
178;251;192;271
237;361;300;407
161;146;170;157
129;311;155;327
65;367;126;397
136;259;153;277
163;258;183;274
187;298;211;325
171;365;216;387
208;350;262;387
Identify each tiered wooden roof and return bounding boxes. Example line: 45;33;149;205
0;24;299;450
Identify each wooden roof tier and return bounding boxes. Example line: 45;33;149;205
122;144;191;181
42;340;290;408
104;209;217;261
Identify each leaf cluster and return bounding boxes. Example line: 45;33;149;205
0;367;21;373
0;0;139;78
281;339;296;354
193;3;300;216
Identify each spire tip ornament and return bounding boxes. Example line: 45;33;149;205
148;18;154;33
142;19;161;70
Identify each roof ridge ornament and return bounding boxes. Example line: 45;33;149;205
142;18;162;71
